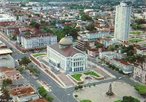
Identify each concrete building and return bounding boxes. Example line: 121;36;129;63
133;63;146;84
17;29;57;49
76;31;109;51
10;86;39;102
99;51;133;74
0;13;16;26
114;2;132;41
47;36;87;73
0;48;15;68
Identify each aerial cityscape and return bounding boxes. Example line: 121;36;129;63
0;0;146;102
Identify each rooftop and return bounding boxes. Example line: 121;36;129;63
115;59;130;66
0;48;13;55
0;13;16;22
11;86;35;97
49;43;83;57
31;99;48;102
59;36;73;45
0;67;14;73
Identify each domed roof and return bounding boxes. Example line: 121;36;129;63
59;36;73;45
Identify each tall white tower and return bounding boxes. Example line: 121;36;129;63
114;1;132;41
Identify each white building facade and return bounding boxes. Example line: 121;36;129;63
78;32;109;41
99;51;133;74
19;35;57;49
0;54;15;68
133;63;146;84
114;2;132;41
47;37;87;73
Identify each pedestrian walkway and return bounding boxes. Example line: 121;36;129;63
58;73;75;87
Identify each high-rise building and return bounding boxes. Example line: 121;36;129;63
114;2;132;41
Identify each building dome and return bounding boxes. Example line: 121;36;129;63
59;36;73;45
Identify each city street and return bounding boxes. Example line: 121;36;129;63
0;32;77;102
88;57;139;86
0;32;139;102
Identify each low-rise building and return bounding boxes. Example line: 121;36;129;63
99;51;123;60
0;67;23;81
5;70;23;80
0;48;15;68
0;13;16;26
111;59;133;74
99;38;119;48
47;36;87;73
0;40;7;48
17;28;57;49
133;63;146;84
76;31;109;51
99;51;133;74
136;47;146;55
0;54;15;68
31;98;48;102
10;86;39;102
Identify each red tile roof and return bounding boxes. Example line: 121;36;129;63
114;59;129;65
31;99;48;102
11;86;35;97
49;44;83;57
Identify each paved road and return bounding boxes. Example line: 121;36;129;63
34;65;77;102
88;57;139;86
22;71;61;102
0;32;77;102
0;32;139;102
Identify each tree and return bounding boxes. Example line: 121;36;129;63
42;27;53;33
17;66;25;73
2;79;12;90
96;43;104;48
38;87;53;102
74;86;79;91
135;84;146;96
86;23;96;31
80;12;92;21
122;96;140;102
0;89;11;102
115;96;140;102
29;20;40;29
78;85;83;89
63;26;79;39
108;45;116;51
74;94;78;98
19;57;31;66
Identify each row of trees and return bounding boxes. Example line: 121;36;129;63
115;96;140;102
38;87;53;102
80;12;93;21
131;18;145;30
53;26;79;40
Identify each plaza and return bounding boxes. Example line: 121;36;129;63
74;81;145;102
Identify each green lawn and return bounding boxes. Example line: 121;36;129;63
129;38;143;43
135;84;146;95
80;100;92;102
33;53;46;57
130;31;141;35
71;73;82;81
84;71;100;78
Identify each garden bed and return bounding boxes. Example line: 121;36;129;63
71;73;82;81
84;71;100;78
